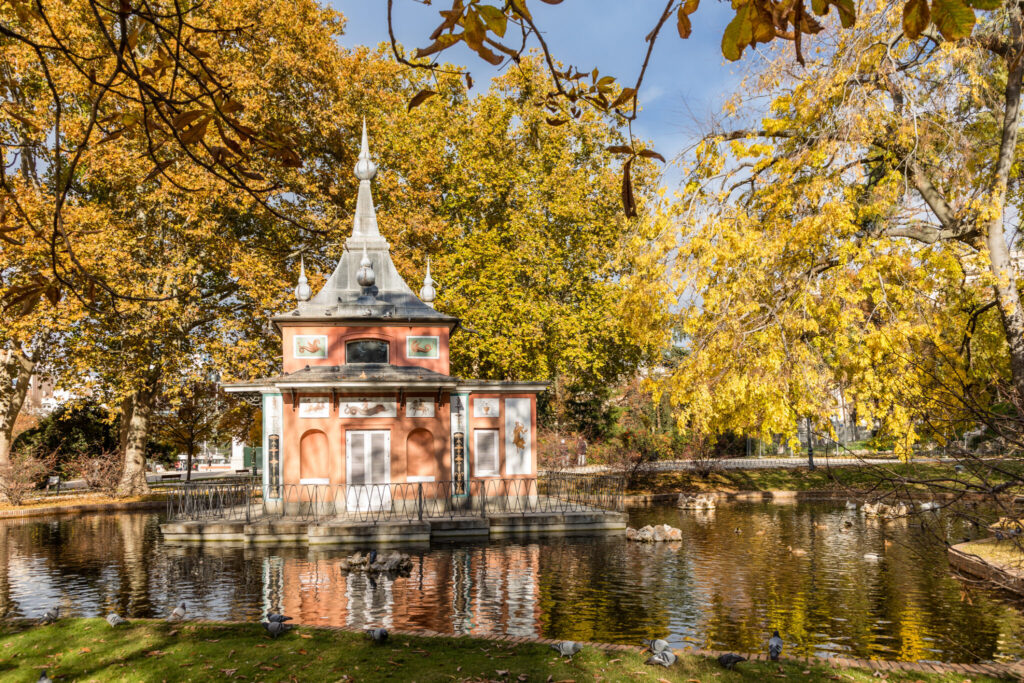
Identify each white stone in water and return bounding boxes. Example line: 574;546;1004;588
626;523;682;542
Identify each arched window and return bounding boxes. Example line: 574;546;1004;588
346;339;388;364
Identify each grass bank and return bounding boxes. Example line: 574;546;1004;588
0;493;166;514
628;462;1024;496
0;619;1010;682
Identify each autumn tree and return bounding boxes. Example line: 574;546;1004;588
664;0;1023;454
152;377;223;480
386;0;1006;214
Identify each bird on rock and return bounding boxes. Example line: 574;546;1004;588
646;650;677;667
768;630;783;660
366;628;388;644
267;613;292;624
106;613;128;627
167;602;187;622
643;638;670;654
552;641;583;657
718;653;746;670
264;620;290;638
37;671;52;683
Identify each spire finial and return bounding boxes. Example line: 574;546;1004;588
356;244;376;287
354;118;377;181
295;255;311;302
419;257;436;307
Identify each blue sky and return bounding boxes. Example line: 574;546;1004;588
328;1;747;178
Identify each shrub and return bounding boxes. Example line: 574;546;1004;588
0;450;56;506
70;450;122;493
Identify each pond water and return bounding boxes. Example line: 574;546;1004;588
1;502;1022;663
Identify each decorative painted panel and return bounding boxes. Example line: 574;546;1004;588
406;397;435;418
293;334;328;359
406;335;439;359
298;396;330;418
505;398;532;475
338;397;398;418
473;398;500;418
262;393;283;499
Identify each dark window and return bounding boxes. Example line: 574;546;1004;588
346;340;389;364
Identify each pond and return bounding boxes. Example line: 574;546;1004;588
1;502;1022;664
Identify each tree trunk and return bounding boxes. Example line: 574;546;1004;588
989;31;1024;402
185;445;194;482
0;348;35;473
116;376;159;497
806;417;816;471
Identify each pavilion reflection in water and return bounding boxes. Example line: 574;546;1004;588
263;545;540;637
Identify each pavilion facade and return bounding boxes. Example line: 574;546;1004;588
222;123;546;512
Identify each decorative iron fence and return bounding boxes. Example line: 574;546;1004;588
165;472;623;524
165;476;259;522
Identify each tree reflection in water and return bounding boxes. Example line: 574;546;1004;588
0;502;1021;663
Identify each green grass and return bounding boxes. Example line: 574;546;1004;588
628;462;1024;495
0;619;1008;682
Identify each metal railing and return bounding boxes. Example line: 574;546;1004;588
165;476;260;522
165;473;623;524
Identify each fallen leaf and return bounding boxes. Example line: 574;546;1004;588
496;671;509;677
145;650;167;657
220;670;237;677
297;649;308;655
80;647;91;653
803;671;811;675
609;658;621;663
205;639;220;643
254;644;268;648
299;634;313;639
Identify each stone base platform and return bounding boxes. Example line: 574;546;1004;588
160;510;627;545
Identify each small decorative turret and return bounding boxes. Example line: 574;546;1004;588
295;256;311;302
354;118;377;181
356;244;375;288
420;258;436;308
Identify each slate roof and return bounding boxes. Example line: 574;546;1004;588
273;122;458;327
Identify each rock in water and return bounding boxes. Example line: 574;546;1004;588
167;602;187;622
106;613;128;627
366;628;388;644
643;638;670;653
551;641;583;657
768;630;783;660
718;653;746;669
646;650;677;667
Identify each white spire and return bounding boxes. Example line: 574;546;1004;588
295;255;311;302
351;118;382;240
419;257;436;307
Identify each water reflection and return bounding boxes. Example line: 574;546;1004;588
1;503;1022;663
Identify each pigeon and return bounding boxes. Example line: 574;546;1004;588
106;613;128;627
38;607;60;625
37;671;52;683
646;650;677;667
366;627;388;644
264;620;290;638
167;602;187;622
551;641;583;657
768;630;783;661
267;613;292;624
643;638;670;654
718;653;746;669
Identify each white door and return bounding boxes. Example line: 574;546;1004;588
346;430;391;511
